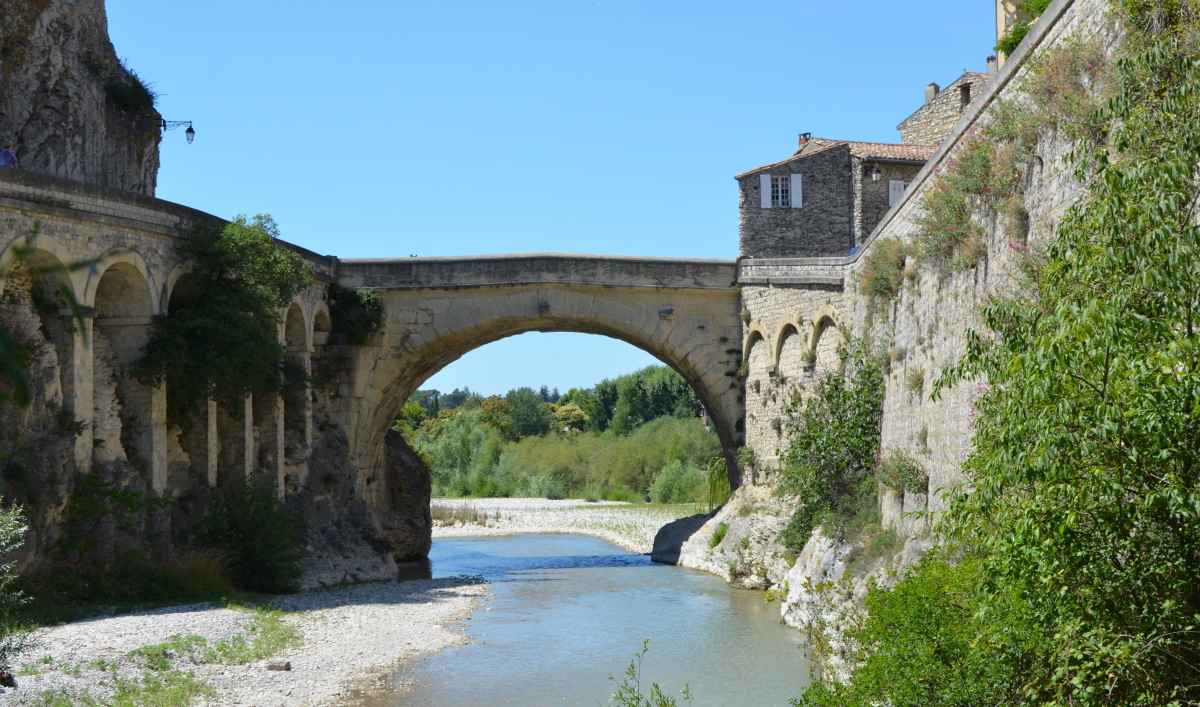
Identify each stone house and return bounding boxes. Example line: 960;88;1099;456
736;69;992;259
897;71;992;145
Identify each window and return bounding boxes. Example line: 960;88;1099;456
771;175;790;208
759;173;803;209
960;84;972;111
888;179;911;207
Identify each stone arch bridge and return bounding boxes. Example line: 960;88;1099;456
0;168;748;562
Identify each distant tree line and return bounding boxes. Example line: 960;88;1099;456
394;366;724;503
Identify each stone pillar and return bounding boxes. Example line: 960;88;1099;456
206;401;219;486
216;397;252;486
150;384;167;493
252;392;284;494
70;316;94;474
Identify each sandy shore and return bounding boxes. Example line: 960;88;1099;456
1;577;486;707
431;497;703;553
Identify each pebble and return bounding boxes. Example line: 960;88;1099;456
3;577;487;707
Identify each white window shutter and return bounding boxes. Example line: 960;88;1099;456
790;174;803;208
760;174;772;208
889;179;906;207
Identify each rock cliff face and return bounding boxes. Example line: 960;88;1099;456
0;0;161;195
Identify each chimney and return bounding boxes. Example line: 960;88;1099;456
925;83;940;105
987;55;998;74
798;132;812;148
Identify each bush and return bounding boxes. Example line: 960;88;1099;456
874;450;927;494
856;238;908;303
780;341;885;538
648;459;704;504
0;501;31;670
326;284;384;345
195;477;304;593
104;58;157;114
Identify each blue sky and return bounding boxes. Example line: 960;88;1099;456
107;0;995;397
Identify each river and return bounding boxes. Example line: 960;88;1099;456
366;533;810;706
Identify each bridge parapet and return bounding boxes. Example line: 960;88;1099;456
338;253;736;291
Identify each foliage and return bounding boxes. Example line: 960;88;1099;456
995;0;1053;56
648;459;705;504
132;215;313;429
792;552;1045;707
709;522;728;548
103;58;158;115
17;550;233;624
855;238;908;304
705;457;731;512
548;402;589;432
326;284;384;345
873;449;927;494
779;341;885;537
391;400;427;435
802;9;1200;705
506;386;554;438
609;639;693;707
32;670;213;707
0;501;32;670
413;410;720;500
56;477;175;557
195;476;304;593
0;223;90;407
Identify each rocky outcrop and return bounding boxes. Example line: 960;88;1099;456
0;0;161;194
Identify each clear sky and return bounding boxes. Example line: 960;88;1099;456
106;0;995;398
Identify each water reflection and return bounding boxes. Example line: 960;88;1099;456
370;534;809;707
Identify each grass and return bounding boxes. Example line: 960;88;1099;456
128;607;300;669
709;522;729;548
30;670;212;707
430;502;490;525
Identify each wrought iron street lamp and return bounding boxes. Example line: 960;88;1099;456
162;120;195;144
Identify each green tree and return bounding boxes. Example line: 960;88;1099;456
196;475;305;593
506;387;553;438
549;402;589;433
132;215;313;428
392;400;427;435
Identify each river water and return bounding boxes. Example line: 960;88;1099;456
368;533;809;706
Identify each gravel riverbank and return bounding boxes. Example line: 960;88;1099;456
2;577;486;707
431;497;703;553
0;499;696;706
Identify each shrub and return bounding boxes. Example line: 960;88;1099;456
648;459;704;504
195;476;304;593
326;284;384;345
104;58;157;114
780;340;885;537
0;501;32;670
709;523;728;548
874;450;927;495
858;239;909;304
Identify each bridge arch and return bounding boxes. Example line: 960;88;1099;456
332;255;744;500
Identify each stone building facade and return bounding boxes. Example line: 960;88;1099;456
737;138;933;259
897;71;992;145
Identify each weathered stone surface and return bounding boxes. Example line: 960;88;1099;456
649;511;712;564
380;429;432;562
0;0;162;194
